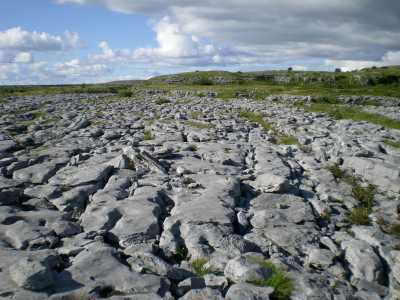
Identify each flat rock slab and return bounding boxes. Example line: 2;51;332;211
13;161;63;184
49;164;113;187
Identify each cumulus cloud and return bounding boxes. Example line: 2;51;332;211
58;0;400;64
55;59;109;78
3;0;400;84
0;27;81;51
326;51;400;71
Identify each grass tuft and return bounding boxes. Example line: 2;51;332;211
248;257;293;300
191;259;213;277
143;130;153;140
239;110;272;131
348;207;371;225
384;139;400;149
276;135;298;145
155;98;171;105
327;164;347;181
171;246;188;262
184;121;214;129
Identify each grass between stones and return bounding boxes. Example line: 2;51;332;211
184;120;215;129
327;163;376;225
191;259;213;277
248;257;294;300
155;98;171;105
384;139;400;149
297;103;400;130
143;130;153;140
239;110;273;131
171;246;188;263
239;110;298;145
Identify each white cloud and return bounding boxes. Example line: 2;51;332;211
57;0;400;64
0;27;81;51
0;63;19;80
326;51;400;71
14;52;33;63
55;59;109;78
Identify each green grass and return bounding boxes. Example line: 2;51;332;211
2;67;400;101
0;84;130;99
248;258;293;300
378;221;400;237
351;183;376;208
155;98;171;105
297;103;400;130
171;246;188;262
117;89;133;97
189;111;202;119
348;207;371;225
327;164;347;181
184;120;214;129
191;259;213;277
326;164;376;225
384;139;400;149
143;130;153;140
276;135;298;145
239;110;272;131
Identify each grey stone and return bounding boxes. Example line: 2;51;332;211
179;288;223;300
224;255;272;283
341;239;384;284
10;257;55;291
225;283;273;300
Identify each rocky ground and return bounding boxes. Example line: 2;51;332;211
0;92;400;300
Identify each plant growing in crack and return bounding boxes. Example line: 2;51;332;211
191;258;213;277
247;257;294;300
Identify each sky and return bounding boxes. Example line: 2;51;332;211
1;0;400;85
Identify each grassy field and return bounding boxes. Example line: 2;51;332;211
0;84;131;100
1;66;399;101
295;102;400;130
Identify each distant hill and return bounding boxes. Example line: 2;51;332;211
146;66;400;88
105;80;146;85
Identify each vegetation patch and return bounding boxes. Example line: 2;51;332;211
191;259;213;277
377;219;400;237
248;257;294;300
327;164;376;225
171;246;188;263
327;163;347;182
117;89;133;97
384;139;400;149
276;135;298;145
239;110;272;131
296;103;400;130
143;130;153;140
348;207;371;226
155;98;171;105
184;120;215;129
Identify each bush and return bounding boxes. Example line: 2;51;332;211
197;77;214;86
117;89;133;97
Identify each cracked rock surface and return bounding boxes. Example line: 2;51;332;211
0;93;399;299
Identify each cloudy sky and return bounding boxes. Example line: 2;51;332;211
1;0;400;84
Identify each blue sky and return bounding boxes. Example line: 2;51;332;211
0;0;400;84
